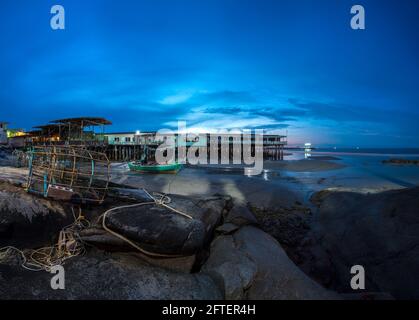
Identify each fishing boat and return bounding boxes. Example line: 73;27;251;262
128;161;182;174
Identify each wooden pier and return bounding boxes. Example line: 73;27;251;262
19;117;287;162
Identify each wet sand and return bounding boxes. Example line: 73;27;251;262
110;155;419;208
109;159;345;208
264;159;345;172
1;152;418;209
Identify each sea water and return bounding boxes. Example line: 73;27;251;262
282;148;419;193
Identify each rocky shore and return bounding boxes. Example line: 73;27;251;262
246;185;419;300
0;166;337;300
1;151;419;300
310;186;419;299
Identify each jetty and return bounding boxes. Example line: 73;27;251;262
1;117;287;162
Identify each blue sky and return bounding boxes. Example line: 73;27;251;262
0;0;418;147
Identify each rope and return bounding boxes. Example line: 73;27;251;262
101;188;193;258
143;189;193;220
0;189;196;269
0;207;89;272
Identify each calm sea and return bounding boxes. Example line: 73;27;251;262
313;148;419;155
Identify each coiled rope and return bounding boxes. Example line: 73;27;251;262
0;207;89;272
0;189;195;271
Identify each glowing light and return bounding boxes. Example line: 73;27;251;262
6;129;26;138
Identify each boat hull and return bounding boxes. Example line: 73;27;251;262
128;162;182;174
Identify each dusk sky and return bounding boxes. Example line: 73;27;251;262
0;0;418;147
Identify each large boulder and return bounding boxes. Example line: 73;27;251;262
105;204;206;255
0;250;222;300
96;190;228;256
0;181;71;246
78;227;198;273
202;225;338;300
312;187;419;299
250;204;311;248
224;205;258;226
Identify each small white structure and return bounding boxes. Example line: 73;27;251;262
304;142;312;159
0;122;8;145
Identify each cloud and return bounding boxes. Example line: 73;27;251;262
159;91;195;105
196;90;257;105
164;112;289;132
288;98;386;123
155;90;293;131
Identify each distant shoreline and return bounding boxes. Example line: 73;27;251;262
289;150;419;157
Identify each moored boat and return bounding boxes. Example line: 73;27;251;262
128;161;182;174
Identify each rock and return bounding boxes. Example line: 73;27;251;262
101;193;227;256
105;204;206;256
0;250;222;300
382;158;419;166
202;233;257;300
78;228;197;273
340;292;394;300
202;225;338;300
224;205;258;226
216;223;240;235
78;227;128;248
132;253;197;274
250;205;311;248
0;181;72;246
107;187;153;202
248;204;330;287
312;187;419;299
